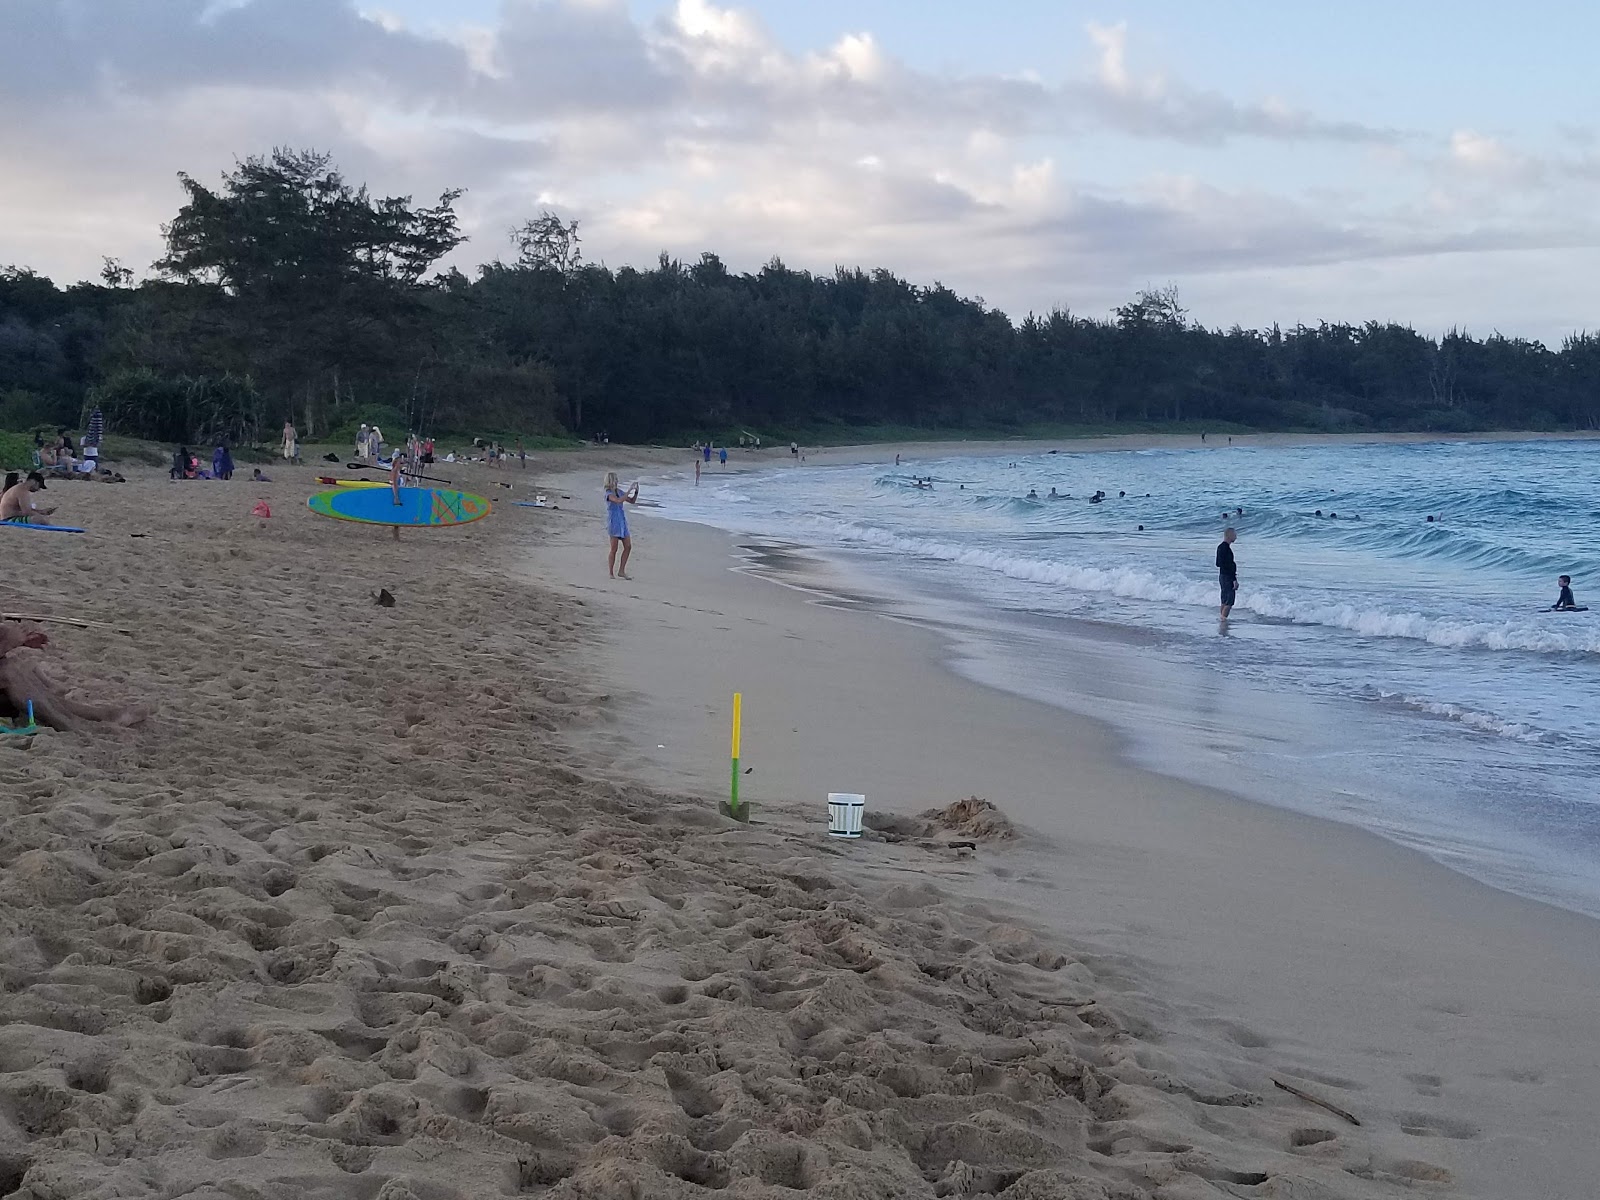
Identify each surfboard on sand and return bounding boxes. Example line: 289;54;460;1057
317;477;386;487
307;486;491;528
1;520;86;534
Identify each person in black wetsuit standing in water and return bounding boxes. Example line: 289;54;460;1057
1216;527;1238;621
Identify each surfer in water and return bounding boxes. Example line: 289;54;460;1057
1216;527;1238;621
1553;575;1582;611
0;472;56;524
604;472;639;579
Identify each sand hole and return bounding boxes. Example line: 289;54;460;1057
134;977;173;1005
1290;1128;1336;1148
513;1150;577;1190
64;1062;108;1095
0;1153;30;1196
1391;1159;1453;1183
1399;1112;1477;1140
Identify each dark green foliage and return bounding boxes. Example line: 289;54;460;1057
87;368;263;445
0;432;33;470
1;151;1597;444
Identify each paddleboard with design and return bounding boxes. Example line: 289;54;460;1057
307;486;491;528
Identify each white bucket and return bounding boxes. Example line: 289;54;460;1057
827;792;865;838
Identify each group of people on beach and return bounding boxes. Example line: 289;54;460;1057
168;445;270;483
474;438;522;468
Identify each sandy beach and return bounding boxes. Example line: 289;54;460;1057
0;445;1594;1198
535;450;1600;1200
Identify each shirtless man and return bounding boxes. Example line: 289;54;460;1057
0;472;57;523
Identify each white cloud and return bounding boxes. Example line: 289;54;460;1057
0;0;1592;341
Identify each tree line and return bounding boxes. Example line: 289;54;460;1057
2;147;1596;447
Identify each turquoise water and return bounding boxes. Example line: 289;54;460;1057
653;440;1600;918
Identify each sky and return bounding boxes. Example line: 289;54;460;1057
1;0;1596;341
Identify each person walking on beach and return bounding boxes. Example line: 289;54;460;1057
1216;527;1238;621
282;420;298;465
604;472;639;579
694;456;701;486
718;446;727;469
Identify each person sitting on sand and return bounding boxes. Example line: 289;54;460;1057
0;472;57;523
1554;575;1580;611
252;468;271;482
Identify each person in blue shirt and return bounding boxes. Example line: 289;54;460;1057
718;446;728;468
604;471;639;578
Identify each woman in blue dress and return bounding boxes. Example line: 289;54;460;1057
604;472;639;578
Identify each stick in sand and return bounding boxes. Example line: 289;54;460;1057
1272;1078;1361;1126
1;613;135;636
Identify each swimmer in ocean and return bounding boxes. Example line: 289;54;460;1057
1027;489;1038;499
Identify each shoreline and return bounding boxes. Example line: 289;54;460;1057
533;426;1600;477
531;478;1600;1199
597;433;1600;922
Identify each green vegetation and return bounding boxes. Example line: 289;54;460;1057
3;147;1598;447
0;432;34;471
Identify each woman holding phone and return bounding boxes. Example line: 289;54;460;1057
604;472;639;578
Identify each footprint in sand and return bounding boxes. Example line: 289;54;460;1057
1398;1111;1478;1139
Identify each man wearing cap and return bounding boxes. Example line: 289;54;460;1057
0;472;58;523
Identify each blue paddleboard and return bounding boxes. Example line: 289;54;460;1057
307;486;490;528
1;520;85;534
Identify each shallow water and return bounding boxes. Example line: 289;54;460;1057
653;440;1600;918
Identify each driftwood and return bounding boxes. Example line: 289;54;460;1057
0;625;149;733
1273;1078;1361;1126
1;612;134;636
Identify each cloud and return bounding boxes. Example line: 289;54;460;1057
0;0;470;103
0;0;1591;341
1075;21;1397;145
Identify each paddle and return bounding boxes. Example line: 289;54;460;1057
344;462;453;485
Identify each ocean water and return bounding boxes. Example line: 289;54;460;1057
651;440;1600;918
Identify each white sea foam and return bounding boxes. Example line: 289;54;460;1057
1370;690;1554;742
805;519;1600;655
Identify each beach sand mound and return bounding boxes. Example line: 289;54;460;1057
866;796;1016;846
0;471;1428;1199
923;795;1016;841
